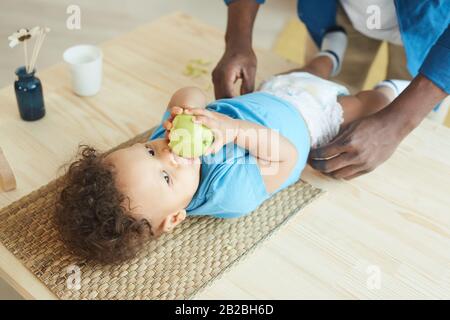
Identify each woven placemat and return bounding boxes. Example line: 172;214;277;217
0;129;324;300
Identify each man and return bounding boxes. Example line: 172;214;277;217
212;0;449;179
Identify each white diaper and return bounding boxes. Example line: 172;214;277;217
259;72;349;147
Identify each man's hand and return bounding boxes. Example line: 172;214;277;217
309;113;403;179
213;0;260;99
212;47;257;99
309;74;447;180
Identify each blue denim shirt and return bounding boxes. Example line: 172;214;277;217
224;0;450;93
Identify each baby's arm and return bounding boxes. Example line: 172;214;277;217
234;119;298;193
185;108;298;193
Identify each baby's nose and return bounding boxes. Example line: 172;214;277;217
163;147;178;167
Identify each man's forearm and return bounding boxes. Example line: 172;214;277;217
379;74;447;137
233;119;297;163
225;0;260;50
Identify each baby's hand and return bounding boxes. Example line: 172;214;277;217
163;106;184;138
184;107;239;155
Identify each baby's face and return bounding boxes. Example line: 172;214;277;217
105;138;201;235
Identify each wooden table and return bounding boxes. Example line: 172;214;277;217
1;13;449;300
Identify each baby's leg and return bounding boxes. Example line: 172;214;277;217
279;55;334;80
280;27;347;79
299;55;334;80
338;86;395;126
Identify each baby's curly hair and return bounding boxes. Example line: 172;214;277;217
55;145;152;264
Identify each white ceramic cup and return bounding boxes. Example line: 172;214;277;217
63;45;102;96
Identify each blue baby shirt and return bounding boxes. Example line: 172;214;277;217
149;92;310;218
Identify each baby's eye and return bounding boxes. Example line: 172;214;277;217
162;171;170;185
145;145;155;156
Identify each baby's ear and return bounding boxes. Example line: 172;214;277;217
161;209;187;233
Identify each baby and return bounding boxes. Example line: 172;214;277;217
56;44;407;264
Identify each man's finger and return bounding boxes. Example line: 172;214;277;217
328;165;366;180
342;167;373;180
213;69;238;99
214;81;234;99
309;152;356;173
240;68;256;95
342;171;366;180
309;133;353;160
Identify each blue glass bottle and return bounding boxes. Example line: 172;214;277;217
14;66;45;121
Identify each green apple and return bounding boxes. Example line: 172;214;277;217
168;114;214;158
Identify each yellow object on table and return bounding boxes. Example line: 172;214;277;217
0;13;449;299
0;147;16;192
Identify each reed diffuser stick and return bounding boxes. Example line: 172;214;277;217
29;30;43;72
24;40;29;73
8;27;50;74
29;31;40;73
